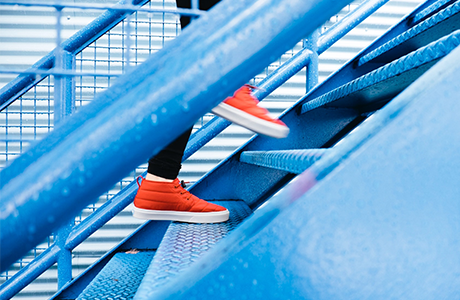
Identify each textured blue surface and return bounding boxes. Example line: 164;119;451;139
0;0;354;271
150;36;460;300
134;201;252;300
358;0;460;66
412;0;454;24
239;149;328;174
76;252;155;300
301;29;460;113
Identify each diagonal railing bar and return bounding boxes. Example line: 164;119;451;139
0;0;354;273
0;0;391;296
0;1;204;16
0;179;139;300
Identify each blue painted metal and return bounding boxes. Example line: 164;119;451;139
185;0;459;223
184;0;391;159
134;201;252;300
239;149;328;174
50;220;169;300
0;0;386;292
0;0;150;111
0;1;204;18
76;252;155;300
0;245;61;300
412;0;456;24
54;51;75;125
0;0;354;273
357;0;460;66
56;222;73;289
149;35;460;300
301;29;460;114
0;0;417;295
317;0;391;54
0;179;141;298
54;11;76;288
305;30;319;91
190;106;359;206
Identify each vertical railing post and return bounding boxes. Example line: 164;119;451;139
55;50;76;290
304;29;320;92
53;6;76;289
54;50;75;124
56;222;74;288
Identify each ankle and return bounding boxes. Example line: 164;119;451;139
145;173;175;183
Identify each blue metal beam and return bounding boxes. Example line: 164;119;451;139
0;0;354;273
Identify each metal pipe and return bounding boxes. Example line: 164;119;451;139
305;30;320;91
0;1;204;17
0;245;61;300
317;0;390;53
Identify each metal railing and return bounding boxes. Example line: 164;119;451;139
0;0;417;298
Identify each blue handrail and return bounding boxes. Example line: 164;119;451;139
0;0;394;297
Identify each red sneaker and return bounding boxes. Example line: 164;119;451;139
212;85;289;139
132;178;229;223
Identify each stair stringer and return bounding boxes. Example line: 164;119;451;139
150;44;460;300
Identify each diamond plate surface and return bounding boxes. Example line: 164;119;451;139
135;200;252;298
301;29;460;113
358;0;460;66
77;251;155;300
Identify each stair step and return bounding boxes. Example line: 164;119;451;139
301;29;460;114
239;149;328;174
412;0;456;24
134;200;252;299
358;0;460;66
76;251;155;300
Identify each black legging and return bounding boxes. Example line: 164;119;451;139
147;0;221;179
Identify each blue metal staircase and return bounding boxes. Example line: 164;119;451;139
2;0;460;299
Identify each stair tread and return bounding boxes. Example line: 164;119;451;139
134;200;252;299
76;251;155;300
301;29;460;114
358;0;460;66
412;0;455;24
240;149;328;174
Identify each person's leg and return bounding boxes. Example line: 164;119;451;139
133;0;290;224
176;0;220;28
146;0;222;183
133;0;229;224
147;127;192;181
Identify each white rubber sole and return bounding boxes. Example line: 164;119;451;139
132;206;230;224
212;102;289;139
